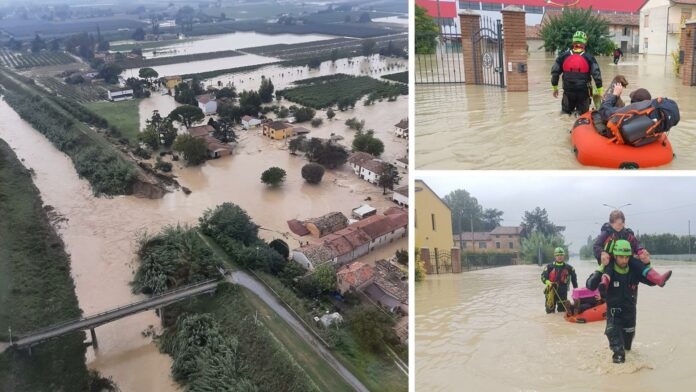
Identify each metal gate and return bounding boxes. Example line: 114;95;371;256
415;32;465;84
470;17;505;87
433;250;452;274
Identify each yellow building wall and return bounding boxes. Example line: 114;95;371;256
415;180;453;255
165;79;182;90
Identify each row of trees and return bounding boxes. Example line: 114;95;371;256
579;233;696;258
443;189;504;234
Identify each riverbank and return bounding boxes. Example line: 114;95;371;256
0;139;107;391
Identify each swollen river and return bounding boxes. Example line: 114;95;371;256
415;53;696;169
415;259;696;391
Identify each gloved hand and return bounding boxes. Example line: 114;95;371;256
545;280;552;287
596;86;604;96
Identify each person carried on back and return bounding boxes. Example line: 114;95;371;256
595;83;680;147
587;239;660;363
551;31;603;116
593;209;672;297
541;247;578;313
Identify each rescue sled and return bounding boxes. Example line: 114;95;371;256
565;302;607;324
571;112;673;169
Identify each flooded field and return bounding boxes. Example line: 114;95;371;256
114;32;334;59
204;54;408;91
415;260;696;391
0;87;407;390
415;53;696;169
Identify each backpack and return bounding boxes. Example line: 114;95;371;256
606;98;680;146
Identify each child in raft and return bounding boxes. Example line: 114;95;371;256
587;240;658;363
593;210;672;297
566;287;603;316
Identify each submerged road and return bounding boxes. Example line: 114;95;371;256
228;271;369;392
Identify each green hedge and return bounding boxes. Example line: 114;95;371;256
461;252;516;267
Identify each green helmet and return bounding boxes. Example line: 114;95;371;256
554;247;565;256
612;240;632;256
572;31;588;44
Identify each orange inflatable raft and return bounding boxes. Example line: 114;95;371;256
565;302;607;324
571;112;674;169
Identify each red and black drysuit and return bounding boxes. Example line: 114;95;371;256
586;263;655;360
541;262;578;313
551;49;603;115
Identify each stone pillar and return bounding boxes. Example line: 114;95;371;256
451;247;462;273
420;247;434;275
459;10;483;85
501;6;528;92
680;21;696;86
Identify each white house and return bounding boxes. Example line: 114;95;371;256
241;115;262;129
352;204;377;220
394;119;408;138
107;88;134;101
347;152;374;175
196;94;217;115
640;0;696;55
394;157;408;170
359;159;388;185
392;186;408;207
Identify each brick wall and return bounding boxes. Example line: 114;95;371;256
680;21;696;86
502;7;528;92
460;11;483;85
451;248;462;273
420;247;434;275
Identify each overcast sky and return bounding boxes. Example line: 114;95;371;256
419;174;696;253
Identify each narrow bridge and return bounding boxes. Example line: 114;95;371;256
2;279;221;353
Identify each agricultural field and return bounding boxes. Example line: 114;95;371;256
0;17;146;39
37;77;108;103
110;38;197;53
0;49;77;69
116;49;242;69
279;73;408;109
382;71;408;84
85;100;141;143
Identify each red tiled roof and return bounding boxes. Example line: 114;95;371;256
416;0;457;18
384;206;406;216
393;186;408;197
196;94;214;104
348;152;374;165
324;227;371;256
527;24;542;39
188;125;214;137
337;261;374;288
543;9;639;26
287;219;310;236
454;232;491;241
490;226;522;235
353;212;407;240
478;0;645;13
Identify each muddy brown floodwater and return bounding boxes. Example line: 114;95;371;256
415;53;696;169
415;259;696;391
0;88;407;390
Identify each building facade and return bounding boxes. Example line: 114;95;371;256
640;0;696;55
415;180;453;261
453;226;523;252
262;121;295;140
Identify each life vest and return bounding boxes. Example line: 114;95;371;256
606;98;680;146
563;52;590;73
549;266;570;285
602;231;636;255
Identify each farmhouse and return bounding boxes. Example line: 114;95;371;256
196;94;217;115
107;88;134;101
392;186;408;207
262;121;295;140
394;119;408;138
304;212;349;238
241;115;262;129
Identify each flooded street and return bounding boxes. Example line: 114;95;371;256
415;53;696;169
415;260;696;391
0;84;406;389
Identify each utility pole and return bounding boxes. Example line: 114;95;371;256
689;220;692;255
470;212;475;251
8;326;12;345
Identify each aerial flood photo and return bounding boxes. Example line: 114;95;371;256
0;1;409;391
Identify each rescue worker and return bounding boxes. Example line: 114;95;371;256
613;47;624;64
551;31;603;115
593;210;672;297
587;240;657;363
541;247;578;313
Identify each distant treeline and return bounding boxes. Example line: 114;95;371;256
579;233;696;258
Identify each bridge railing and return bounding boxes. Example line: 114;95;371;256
15;278;221;340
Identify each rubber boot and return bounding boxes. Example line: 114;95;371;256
645;268;672;287
599;274;611;298
612;351;625;363
624;331;635;351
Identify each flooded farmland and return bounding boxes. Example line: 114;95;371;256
0;81;407;390
415;53;696;169
415;260;696;391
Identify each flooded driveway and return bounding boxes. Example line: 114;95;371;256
415;260;696;391
415;53;696;169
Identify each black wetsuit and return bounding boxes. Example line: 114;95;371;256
551;49;603;115
541;261;578;313
587;262;655;356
